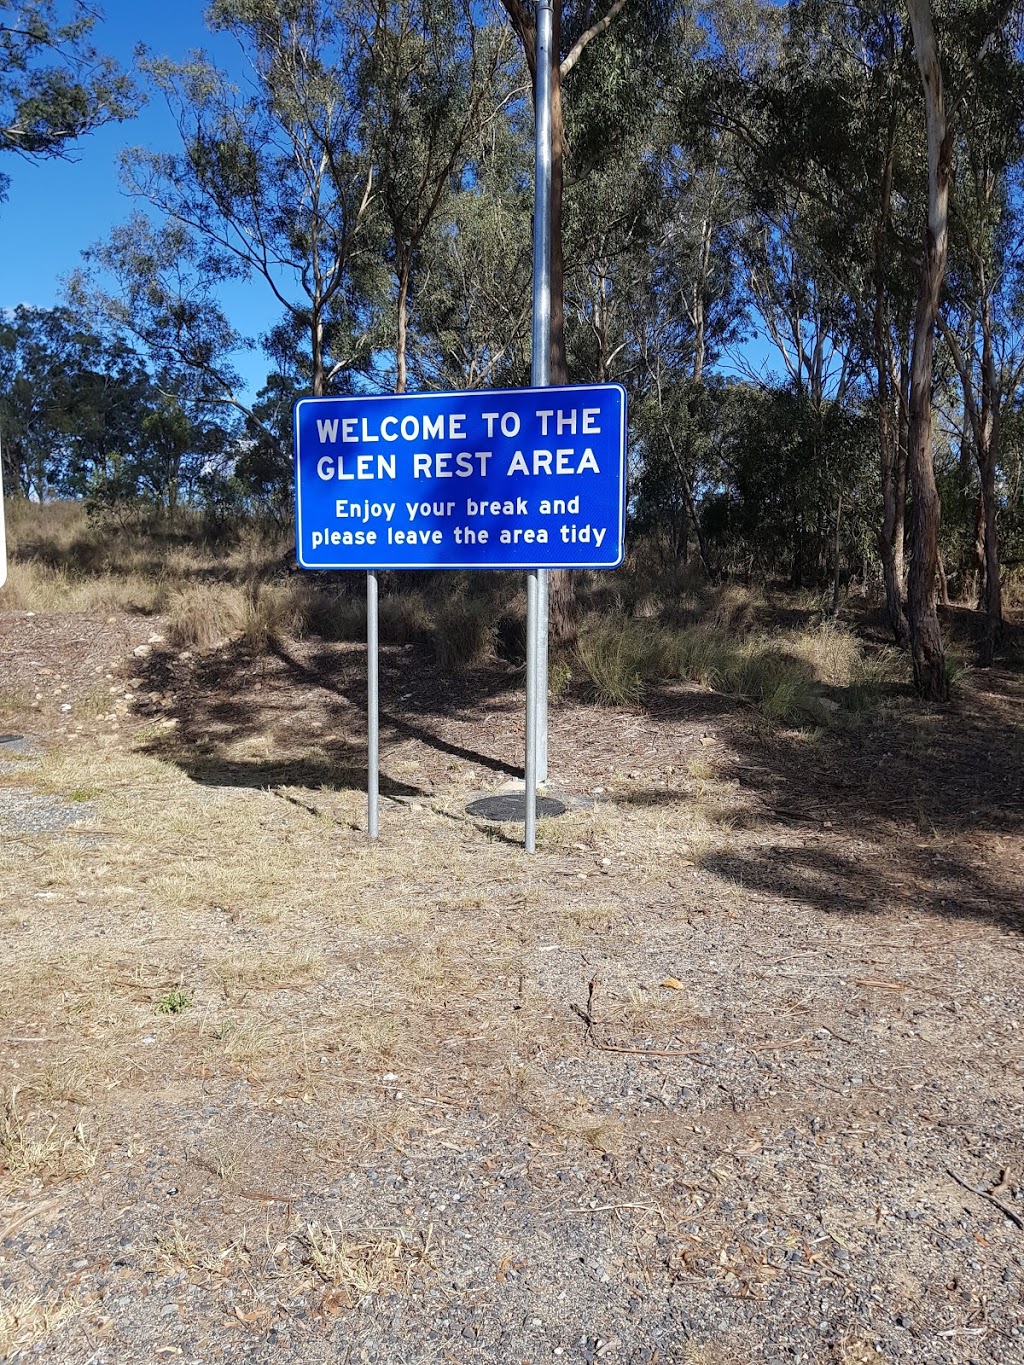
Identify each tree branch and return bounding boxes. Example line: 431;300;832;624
560;0;628;79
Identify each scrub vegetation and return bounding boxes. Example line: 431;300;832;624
3;0;1024;1359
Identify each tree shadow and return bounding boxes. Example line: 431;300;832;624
270;640;524;778
130;631;526;793
662;662;1024;936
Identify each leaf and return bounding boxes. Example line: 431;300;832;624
660;977;684;990
233;1306;267;1324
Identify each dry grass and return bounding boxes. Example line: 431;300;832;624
1;537;1021;1353
0;1088;97;1178
0;1293;82;1359
300;1222;436;1301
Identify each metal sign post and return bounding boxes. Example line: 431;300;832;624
529;0;555;846
293;384;626;847
367;568;379;838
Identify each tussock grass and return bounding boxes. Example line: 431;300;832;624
166;583;248;648
575;612;902;725
434;595;496;671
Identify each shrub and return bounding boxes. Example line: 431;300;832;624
575;617;650;704
434;596;495;671
166;584;248;650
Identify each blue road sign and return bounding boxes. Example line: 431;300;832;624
293;383;626;570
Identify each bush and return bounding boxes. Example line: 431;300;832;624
166;584;248;650
434;597;495;672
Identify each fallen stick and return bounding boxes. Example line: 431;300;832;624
571;977;702;1060
946;1168;1024;1231
573;1202;665;1219
570;980;821;1061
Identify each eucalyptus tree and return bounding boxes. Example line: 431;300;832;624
356;0;518;394
0;0;137;201
938;0;1024;662
411;114;534;390
0;304;147;499
83;0;384;427
902;0;952;699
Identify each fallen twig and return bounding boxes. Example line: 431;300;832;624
571;979;829;1061
946;1168;1024;1230
572;1202;665;1221
746;1036;819;1052
571;977;701;1059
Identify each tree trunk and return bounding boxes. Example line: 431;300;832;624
937;544;950;607
972;489;986;606
906;0;950;702
395;258;411;396
977;311;1002;664
830;489;843;617
896;352;909;592
978;447;1002;664
544;0;574;648
312;307;326;398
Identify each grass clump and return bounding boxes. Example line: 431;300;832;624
0;1088;96;1177
0;1294;82;1359
166;584;247;649
156;988;193;1015
301;1223;435;1301
434;596;495;671
575;612;897;726
575;617;649;704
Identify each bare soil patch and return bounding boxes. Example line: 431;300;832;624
1;605;1023;1365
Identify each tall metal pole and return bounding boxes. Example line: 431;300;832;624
524;568;539;853
367;569;380;839
527;0;554;849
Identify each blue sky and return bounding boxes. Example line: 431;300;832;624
1;0;784;404
0;1;271;397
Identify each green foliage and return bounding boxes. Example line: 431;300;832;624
0;0;138;200
156;989;192;1016
0;305;235;512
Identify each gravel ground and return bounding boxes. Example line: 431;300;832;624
1;612;1023;1365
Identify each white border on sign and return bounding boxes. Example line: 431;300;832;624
293;383;627;572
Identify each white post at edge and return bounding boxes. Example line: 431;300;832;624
0;432;7;589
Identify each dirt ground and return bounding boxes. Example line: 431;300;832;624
1;604;1023;1365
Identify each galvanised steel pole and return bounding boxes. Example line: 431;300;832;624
526;0;554;852
367;569;380;839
